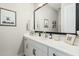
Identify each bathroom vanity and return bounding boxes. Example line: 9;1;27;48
23;3;79;56
23;34;79;56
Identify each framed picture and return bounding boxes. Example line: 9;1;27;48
65;34;76;45
0;8;16;26
44;19;48;28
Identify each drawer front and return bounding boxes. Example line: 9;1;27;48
31;40;48;56
31;40;48;52
49;47;70;56
31;46;47;56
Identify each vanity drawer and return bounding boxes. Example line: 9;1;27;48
49;47;70;56
30;40;48;56
31;45;47;56
31;40;48;52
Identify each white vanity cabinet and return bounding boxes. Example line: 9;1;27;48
23;35;79;56
48;47;70;56
24;38;70;56
24;37;71;56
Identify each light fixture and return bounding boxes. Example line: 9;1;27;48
38;3;45;7
38;3;48;7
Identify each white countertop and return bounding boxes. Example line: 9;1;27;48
24;34;79;56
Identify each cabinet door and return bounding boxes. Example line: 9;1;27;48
26;39;34;56
24;38;29;56
24;38;33;56
30;40;48;56
49;47;70;56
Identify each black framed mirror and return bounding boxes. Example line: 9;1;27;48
34;3;78;35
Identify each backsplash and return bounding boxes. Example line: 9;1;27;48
33;32;79;46
74;36;79;46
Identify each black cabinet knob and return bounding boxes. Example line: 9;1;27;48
33;48;36;56
53;53;56;56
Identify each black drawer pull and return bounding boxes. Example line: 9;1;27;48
33;48;36;56
53;53;56;56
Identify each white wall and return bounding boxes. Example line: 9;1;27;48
58;8;61;32
61;3;76;33
0;3;34;56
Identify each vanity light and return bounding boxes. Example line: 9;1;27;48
37;3;48;8
38;3;46;7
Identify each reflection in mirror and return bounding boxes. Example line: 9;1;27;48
34;3;76;34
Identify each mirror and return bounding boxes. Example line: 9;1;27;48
34;3;76;34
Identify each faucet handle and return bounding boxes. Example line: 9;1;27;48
49;34;52;39
39;32;41;36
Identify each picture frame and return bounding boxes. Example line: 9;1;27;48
44;19;48;28
65;34;76;45
0;7;16;26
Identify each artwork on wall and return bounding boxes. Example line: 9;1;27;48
44;19;48;28
65;34;76;45
0;8;16;26
52;21;56;28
